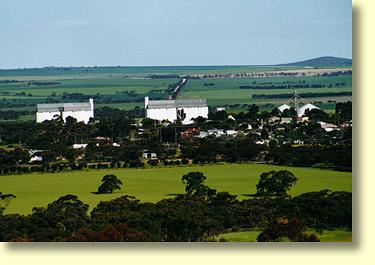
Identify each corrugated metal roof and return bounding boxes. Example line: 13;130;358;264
147;99;207;109
37;103;63;112
37;102;92;112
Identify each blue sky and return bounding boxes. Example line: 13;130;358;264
0;0;352;69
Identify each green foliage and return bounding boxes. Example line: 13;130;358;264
97;174;123;194
256;170;297;197
28;194;89;241
0;192;16;212
257;217;319;242
181;171;216;199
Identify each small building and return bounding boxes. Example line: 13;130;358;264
142;150;157;159
269;116;281;124
225;130;237;136
72;144;88;149
36;98;94;124
280;117;293;124
28;150;44;163
293;139;305;145
29;155;43;163
207;129;225;137
318;122;339;132
144;97;208;125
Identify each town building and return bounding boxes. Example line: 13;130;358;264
144;96;208;124
36;98;94;124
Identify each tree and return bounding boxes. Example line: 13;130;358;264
97;174;123;194
29;194;89;241
256;170;297;197
0;192;16;212
257;217;320;242
181;172;216;199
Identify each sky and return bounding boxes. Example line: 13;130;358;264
0;0;352;69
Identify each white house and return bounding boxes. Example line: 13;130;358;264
318;121;339;132
36;98;94;124
142;150;157;159
144;96;208;125
72;144;88;149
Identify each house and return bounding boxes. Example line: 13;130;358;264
293;140;305;145
144;97;208;125
318;122;339;132
269;116;281;124
28;150;44;163
36;98;94;124
207;129;225;137
181;128;198;139
225;130;237;136
280;117;293;124
72;144;88;149
142;150;157;159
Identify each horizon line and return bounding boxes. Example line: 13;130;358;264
0;56;352;71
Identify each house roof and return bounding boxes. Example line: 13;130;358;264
147;99;207;109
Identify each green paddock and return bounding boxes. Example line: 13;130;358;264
0;163;351;215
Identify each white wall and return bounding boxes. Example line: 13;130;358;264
146;106;208;124
146;108;177;123
179;107;208;124
36;111;61;123
62;110;94;124
37;110;93;123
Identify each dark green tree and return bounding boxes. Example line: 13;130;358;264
181;172;216;199
256;170;297;197
97;174;123;194
0;192;16;213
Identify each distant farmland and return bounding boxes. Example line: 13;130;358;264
0;65;352;120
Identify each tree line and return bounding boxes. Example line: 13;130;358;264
0;171;351;242
252;91;352;99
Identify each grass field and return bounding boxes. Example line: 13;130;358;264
0;164;351;215
218;229;352;242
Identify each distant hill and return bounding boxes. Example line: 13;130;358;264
277;56;352;67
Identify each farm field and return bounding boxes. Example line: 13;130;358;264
0;163;352;215
178;75;352;107
218;229;352;242
0;66;352;121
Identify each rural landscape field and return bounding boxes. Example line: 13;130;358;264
0;64;352;121
0;62;353;242
0;0;352;243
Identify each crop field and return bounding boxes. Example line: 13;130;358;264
0;66;352;120
218;229;352;242
178;75;352;107
0;163;351;215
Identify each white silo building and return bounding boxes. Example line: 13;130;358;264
36;98;94;124
144;96;208;124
